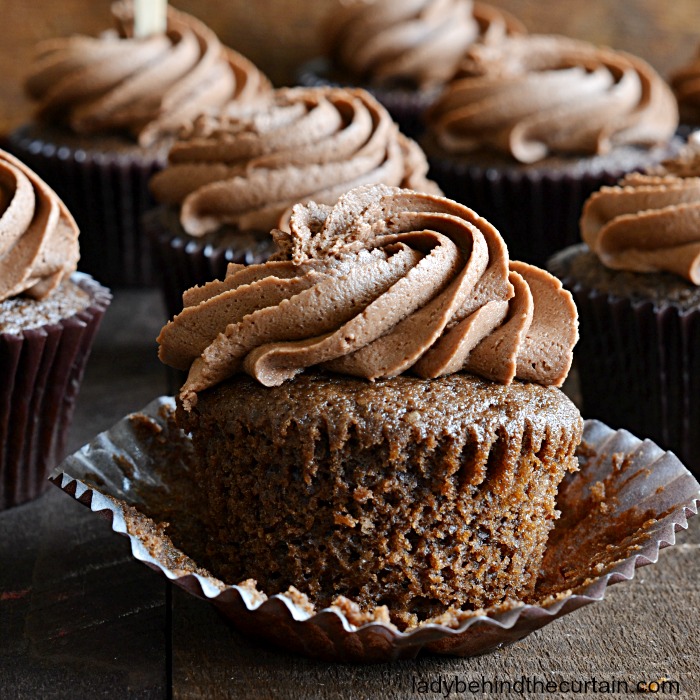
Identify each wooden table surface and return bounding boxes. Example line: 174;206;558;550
1;289;699;699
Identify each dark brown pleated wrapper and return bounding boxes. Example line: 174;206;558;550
550;246;700;479
426;156;645;267
0;275;111;510
295;58;440;140
144;207;278;321
7;125;168;288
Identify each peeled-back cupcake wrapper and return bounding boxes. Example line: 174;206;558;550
562;278;700;478
7;127;166;288
296;58;440;140
50;396;699;663
0;274;111;510
426;156;628;267
143;208;277;322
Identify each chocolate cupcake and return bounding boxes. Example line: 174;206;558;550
146;86;441;319
549;135;700;478
0;150;110;510
669;45;700;137
7;1;271;287
157;184;582;628
296;0;524;139
424;34;681;266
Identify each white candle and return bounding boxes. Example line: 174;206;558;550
133;0;168;38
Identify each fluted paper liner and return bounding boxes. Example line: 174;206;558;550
50;397;699;662
1;274;111;510
552;252;700;478
7;125;167;287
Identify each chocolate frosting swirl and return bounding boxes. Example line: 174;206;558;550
0;150;79;303
325;0;525;88
427;35;678;163
158;185;578;408
25;1;271;147
670;47;700;124
149;87;441;236
581;134;700;285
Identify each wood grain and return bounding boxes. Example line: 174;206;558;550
2;1;700;135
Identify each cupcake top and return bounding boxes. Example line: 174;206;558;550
580;133;700;285
670;47;700;124
158;184;578;409
149;86;441;236
24;1;272;147
427;34;679;164
324;0;525;89
0;149;79;303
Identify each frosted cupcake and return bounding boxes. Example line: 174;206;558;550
549;134;700;477
670;45;700;137
158;184;582;628
146;86;441;318
7;1;271;287
0;149;110;509
296;0;524;138
424;34;680;266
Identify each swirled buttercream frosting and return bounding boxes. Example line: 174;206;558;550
670;47;700;124
324;0;525;88
0;150;79;302
581;134;700;285
24;1;271;147
427;34;678;164
158;185;578;408
149;87;441;236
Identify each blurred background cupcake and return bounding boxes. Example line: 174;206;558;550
548;134;700;478
423;34;681;266
6;0;271;288
296;0;525;139
146;85;441;319
669;44;700;138
0;149;111;510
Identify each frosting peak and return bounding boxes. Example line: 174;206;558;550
0;150;79;303
581;134;700;285
25;1;271;146
149;87;441;235
324;0;525;88
158;185;578;408
428;34;678;163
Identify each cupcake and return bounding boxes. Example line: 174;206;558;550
146;86;441;319
0;149;110;510
424;34;681;266
7;1;271;287
549;134;700;478
669;46;700;136
296;0;525;139
157;184;582;628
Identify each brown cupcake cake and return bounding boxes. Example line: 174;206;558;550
670;44;700;135
296;0;525;139
157;184;582;628
146;86;441;319
0;150;110;510
549;134;700;478
424;34;681;266
7;1;271;287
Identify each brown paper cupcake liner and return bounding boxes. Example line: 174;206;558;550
425;156;630;267
296;58;440;140
1;274;111;510
144;207;277;321
7;126;167;288
552;261;700;478
50;396;700;663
